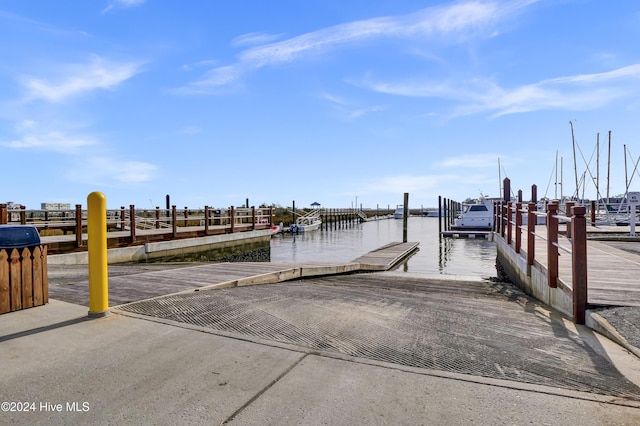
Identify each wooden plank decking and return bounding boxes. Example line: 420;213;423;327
48;242;420;308
513;226;640;307
351;242;420;271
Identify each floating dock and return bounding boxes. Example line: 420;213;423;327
440;230;492;239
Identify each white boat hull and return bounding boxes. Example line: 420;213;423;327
297;221;321;232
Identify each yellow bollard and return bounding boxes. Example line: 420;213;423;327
88;191;109;317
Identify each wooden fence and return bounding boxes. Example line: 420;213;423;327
0;246;48;314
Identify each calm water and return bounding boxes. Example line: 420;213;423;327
270;217;498;278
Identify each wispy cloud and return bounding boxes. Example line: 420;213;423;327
363;64;640;117
20;55;143;103
349;106;385;119
182;59;217;72
102;0;145;14
472;64;640;117
0;120;97;153
172;65;242;95
66;156;156;185
321;92;385;120
1;119;157;186
175;0;536;94
231;32;283;47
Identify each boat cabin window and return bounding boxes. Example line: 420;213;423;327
464;205;489;213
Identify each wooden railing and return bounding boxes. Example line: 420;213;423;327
494;200;588;324
0;246;48;314
0;204;273;250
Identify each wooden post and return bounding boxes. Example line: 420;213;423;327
527;202;536;267
251;206;256;230
517;189;522;203
503;177;511;201
531;184;538;203
442;199;446;229
155;207;161;229
230;206;235;233
571;206;588;324
183;207;189;227
20;206;26;225
547;202;559;288
500;202;506;238
292;201;296;227
438;196;442;235
0;204;7;224
515;202;522;253
171;205;177;237
565;201;575;239
165;195;170;225
507;201;513;245
204;206;210;234
403;192;409;243
129;204;136;243
120;206;125;231
493;201;497;232
75;204;83;248
590;200;596;227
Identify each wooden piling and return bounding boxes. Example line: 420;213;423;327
571;206;588;324
547;202;559;288
527;202;536;266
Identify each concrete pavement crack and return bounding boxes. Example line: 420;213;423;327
220;352;309;425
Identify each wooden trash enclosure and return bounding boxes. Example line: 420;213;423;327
0;245;48;314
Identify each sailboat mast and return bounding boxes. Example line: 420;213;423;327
607;130;611;203
625;144;629;193
560;157;564;200
555;151;558;199
498;157;502;198
570;121;579;199
596;133;600;200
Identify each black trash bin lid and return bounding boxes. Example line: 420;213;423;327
0;225;42;249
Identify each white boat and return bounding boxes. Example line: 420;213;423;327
292;210;322;232
393;206;405;219
422;208;440;217
451;198;494;230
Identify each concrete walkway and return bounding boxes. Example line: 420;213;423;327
2;269;640;424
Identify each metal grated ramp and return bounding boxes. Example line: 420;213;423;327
118;274;640;400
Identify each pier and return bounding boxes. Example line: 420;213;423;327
0;203;274;255
494;197;640;324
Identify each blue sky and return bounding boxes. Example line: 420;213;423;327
2;0;640;210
